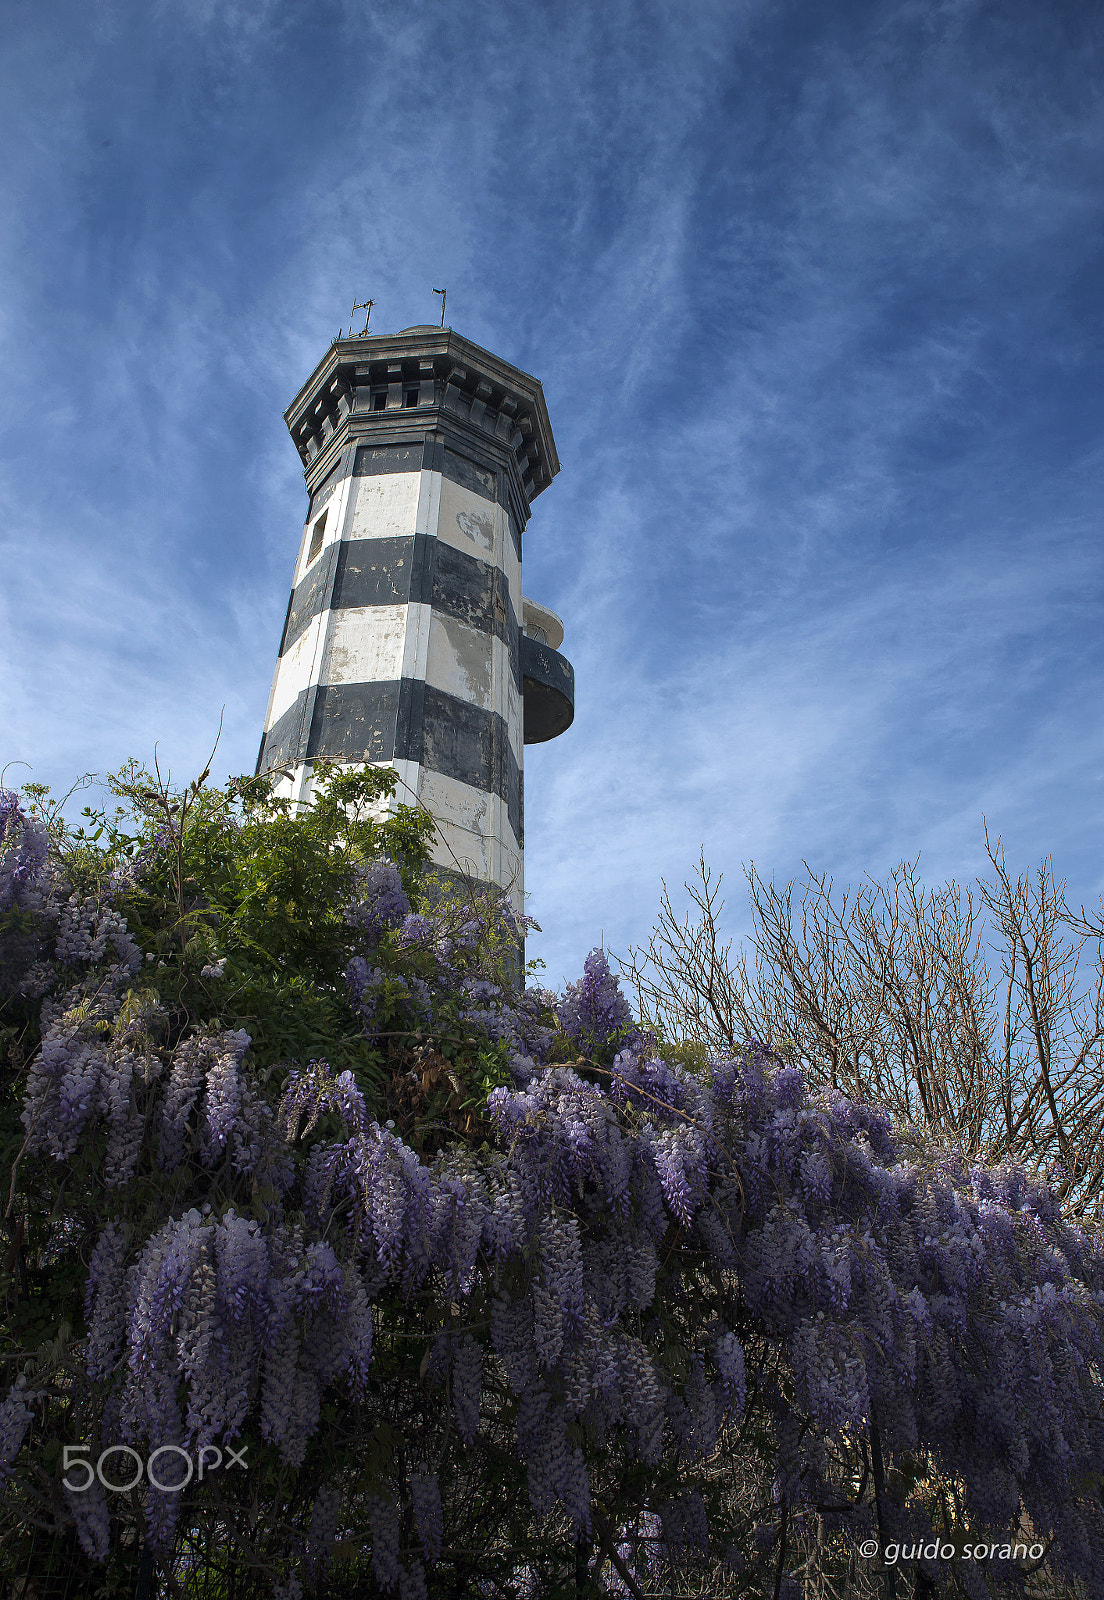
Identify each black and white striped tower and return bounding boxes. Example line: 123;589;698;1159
257;325;574;912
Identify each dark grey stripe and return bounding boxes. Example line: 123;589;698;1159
258;690;309;773
354;442;424;476
442;446;497;503
432;542;520;683
410;527;437;607
396;676;426;765
507;740;522;845
280;542;340;656
426;432;520;560
318;431;519;561
332;535;427;611
419;685;492;796
257;678;520;843
309;458;346;519
306;682;401;764
282;536;421;657
418;685;520;839
272;584;296;670
279;536;519;686
416;436;499;505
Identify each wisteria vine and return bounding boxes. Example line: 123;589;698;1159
3;785;1104;1598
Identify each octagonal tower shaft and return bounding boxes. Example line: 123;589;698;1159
257;327;574;910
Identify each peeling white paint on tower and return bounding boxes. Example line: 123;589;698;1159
257;326;574;912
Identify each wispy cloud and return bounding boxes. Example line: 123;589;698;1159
1;0;1101;996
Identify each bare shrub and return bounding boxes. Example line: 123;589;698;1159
619;826;1104;1220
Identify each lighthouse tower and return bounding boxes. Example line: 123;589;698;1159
256;325;574;912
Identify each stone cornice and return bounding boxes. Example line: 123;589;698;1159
284;329;559;514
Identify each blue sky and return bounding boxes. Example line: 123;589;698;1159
2;0;1102;989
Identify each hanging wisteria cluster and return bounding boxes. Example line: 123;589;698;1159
556;944;639;1056
4;780;1104;1598
0;791;59;999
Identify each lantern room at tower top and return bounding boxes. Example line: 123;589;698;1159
257;323;575;910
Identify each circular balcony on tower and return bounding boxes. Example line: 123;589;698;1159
521;598;574;744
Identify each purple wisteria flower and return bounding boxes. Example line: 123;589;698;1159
492;1292;538;1394
0;792;50;912
202;1028;251;1158
366;1494;401;1591
534;1213;583;1361
0;1377;35;1485
305;1485;342;1584
398;1561;428;1600
397;912;434;946
159;1038;208;1172
100;1048;144;1187
22;1004;122;1160
345;957;388;1029
38;917;1104;1591
452;1334;482;1445
557;947;637;1054
64;1476;111;1563
283;1060;368;1141
659;1491;711;1565
409;1466;443;1561
86;1222;130;1382
348;860;410;947
714;1330;746;1414
55;894;140;974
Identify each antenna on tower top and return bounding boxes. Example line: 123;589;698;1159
351;298;374;337
432;287;447;328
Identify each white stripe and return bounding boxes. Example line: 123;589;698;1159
295;469;355;584
347;471;422;542
321;604;409;686
435;472;500;564
399;598;433;686
266;612;325;728
272;601;524;766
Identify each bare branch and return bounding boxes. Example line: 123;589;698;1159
620;828;1104;1218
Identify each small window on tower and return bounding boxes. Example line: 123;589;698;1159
405;390;418;407
372;392;387;411
307;510;328;565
